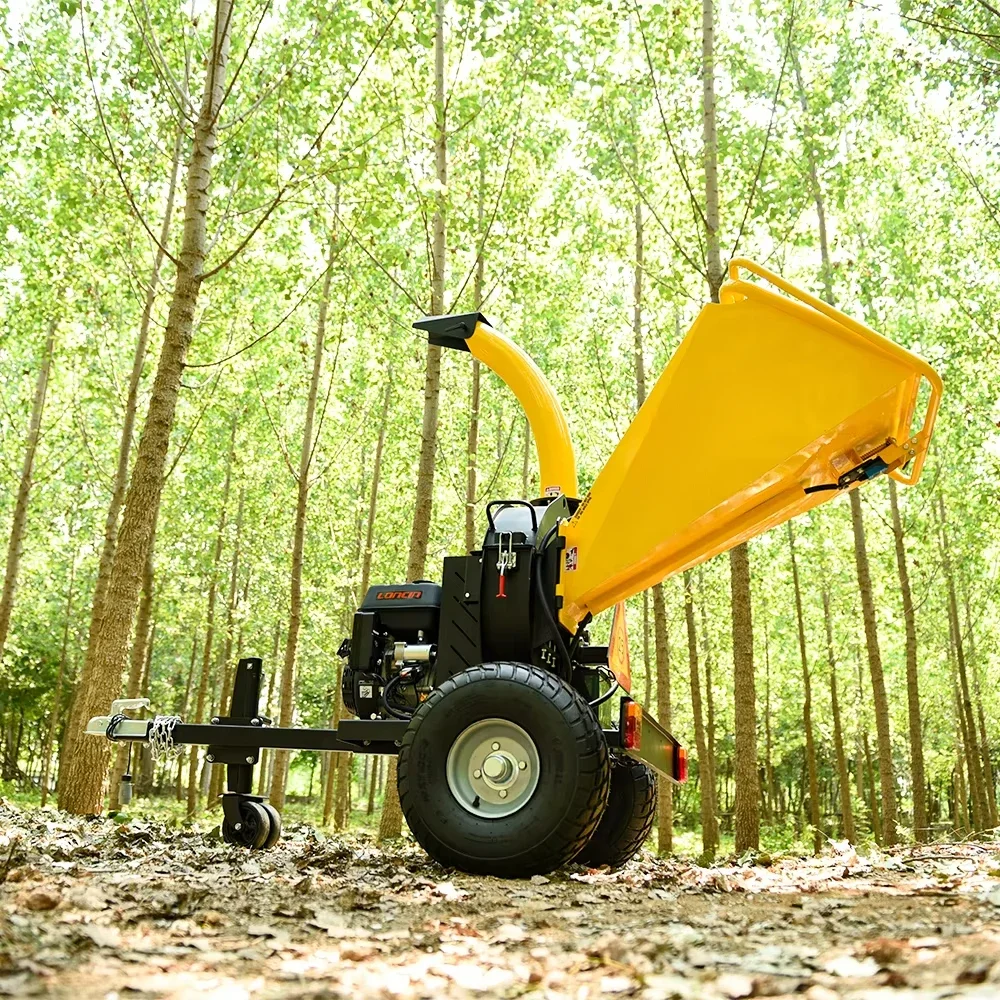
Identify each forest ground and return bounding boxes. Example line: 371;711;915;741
3;802;1000;1000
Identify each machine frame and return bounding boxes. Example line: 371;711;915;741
87;258;939;874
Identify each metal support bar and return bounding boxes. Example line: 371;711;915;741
175;720;407;755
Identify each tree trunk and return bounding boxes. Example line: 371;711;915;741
175;632;198;802
887;478;928;841
822;587;855;842
360;376;393;599
271;234;338;811
329;376;391;826
788;522;821;854
684;571;716;859
404;0;447;586
381;0;447;842
762;622;776;820
701;0;723;301
642;592;652;708
947;591;985;831
188;423;237;816
862;731;882;843
964;590;998;826
109;537;156;810
135;620;156;796
256;622;281;797
697;577;718;824
937;493;988;831
367;756;379;814
208;484;245;806
60;4;233;814
653;582;672;853
40;547;77;806
63;118;185;785
793;54;835;306
521;419;532;499
850;489;897;845
0;319;56;664
463;153;487;552
730;541;759;853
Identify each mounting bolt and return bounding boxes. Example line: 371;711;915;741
234;822;242;831
251;717;261;726
473;769;482;779
206;754;215;762
518;761;527;770
245;756;255;764
464;592;470;599
211;717;220;724
498;789;508;799
491;742;500;751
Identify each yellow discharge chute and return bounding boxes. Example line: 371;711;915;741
556;259;941;630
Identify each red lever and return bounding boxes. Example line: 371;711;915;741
496;574;506;598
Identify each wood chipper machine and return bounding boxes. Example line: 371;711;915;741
86;259;941;876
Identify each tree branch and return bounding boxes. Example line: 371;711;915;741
80;6;181;266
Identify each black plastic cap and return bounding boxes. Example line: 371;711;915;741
413;312;491;352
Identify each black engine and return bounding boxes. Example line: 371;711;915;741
339;583;441;720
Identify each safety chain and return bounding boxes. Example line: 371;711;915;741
147;715;182;762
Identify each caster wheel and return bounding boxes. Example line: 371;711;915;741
261;803;282;849
222;800;271;849
575;754;657;869
398;662;610;877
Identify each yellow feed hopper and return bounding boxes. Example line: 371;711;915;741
556;259;941;628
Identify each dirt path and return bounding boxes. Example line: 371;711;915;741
3;802;1000;999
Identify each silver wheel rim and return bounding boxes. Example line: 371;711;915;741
445;718;541;818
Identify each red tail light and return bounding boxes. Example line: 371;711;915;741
623;702;642;750
676;746;688;783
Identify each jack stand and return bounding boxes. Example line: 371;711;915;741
208;658;283;850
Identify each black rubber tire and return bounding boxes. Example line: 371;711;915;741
222;800;271;849
261;804;282;849
398;662;609;877
575;754;657;869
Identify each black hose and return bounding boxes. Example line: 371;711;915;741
535;525;574;683
588;668;620;708
380;673;415;721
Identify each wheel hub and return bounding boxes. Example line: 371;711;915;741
446;718;540;818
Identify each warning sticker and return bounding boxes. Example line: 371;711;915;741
544;485;561;497
564;546;578;572
608;601;632;693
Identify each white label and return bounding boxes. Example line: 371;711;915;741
564;546;578;571
544;485;561;497
359;684;374;699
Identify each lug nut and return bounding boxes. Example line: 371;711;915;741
498;789;508;798
491;742;500;751
473;769;482;779
518;761;527;770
